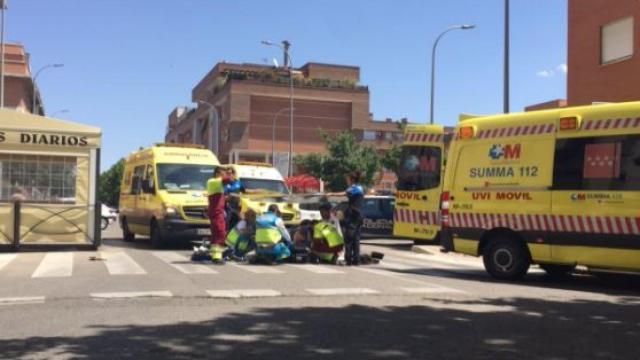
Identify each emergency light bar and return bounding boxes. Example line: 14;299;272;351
559;116;582;131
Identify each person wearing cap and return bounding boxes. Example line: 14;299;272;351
311;203;344;264
207;167;227;262
254;204;293;263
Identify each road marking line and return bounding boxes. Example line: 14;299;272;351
31;252;73;278
151;251;217;274
207;289;282;299
305;288;379;296
90;291;172;299
229;262;284;274
377;261;415;271
0;253;17;272
287;264;345;274
0;296;45;305
101;251;146;275
400;286;465;294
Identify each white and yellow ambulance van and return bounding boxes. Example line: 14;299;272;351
118;144;219;247
393;124;447;242
226;162;302;227
441;102;640;280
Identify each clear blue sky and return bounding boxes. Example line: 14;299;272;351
10;0;567;171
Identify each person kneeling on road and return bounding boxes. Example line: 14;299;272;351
311;203;345;264
254;205;294;264
225;209;257;261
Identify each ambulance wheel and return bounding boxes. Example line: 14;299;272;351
483;235;530;281
122;218;135;242
150;221;165;249
540;264;575;277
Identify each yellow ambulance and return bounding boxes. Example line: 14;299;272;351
393;124;447;242
118;144;219;247
441;102;640;280
226;162;302;227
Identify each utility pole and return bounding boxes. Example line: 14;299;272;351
262;40;294;177
504;0;510;113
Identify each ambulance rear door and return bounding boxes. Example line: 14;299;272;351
393;125;445;241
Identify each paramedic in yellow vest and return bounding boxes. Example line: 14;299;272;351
207;167;227;262
226;209;257;260
311;203;345;264
254;204;293;263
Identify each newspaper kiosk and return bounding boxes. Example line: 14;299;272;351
0;109;101;250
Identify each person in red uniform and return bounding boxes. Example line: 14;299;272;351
207;167;227;261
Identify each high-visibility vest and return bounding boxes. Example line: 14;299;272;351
226;228;241;248
226;225;251;252
207;177;223;196
255;212;282;246
313;221;344;247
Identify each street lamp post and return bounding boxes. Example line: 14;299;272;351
429;24;475;125
262;40;294;177
197;99;221;155
50;109;70;118
0;0;7;109
504;0;510;113
32;63;64;115
270;107;293;167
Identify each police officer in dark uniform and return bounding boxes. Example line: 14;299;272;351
327;171;364;265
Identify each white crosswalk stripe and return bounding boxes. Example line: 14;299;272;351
229;262;285;274
100;251;146;275
207;289;282;298
32;252;73;278
0;296;45;305
399;286;465;294
152;251;217;274
0;253;17;272
306;288;379;296
287;264;345;274
91;291;172;299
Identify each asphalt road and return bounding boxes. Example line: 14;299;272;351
0;223;639;359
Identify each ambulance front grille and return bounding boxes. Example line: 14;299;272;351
183;206;208;219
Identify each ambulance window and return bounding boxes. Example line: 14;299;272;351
131;165;145;195
397;146;442;191
553;135;640;191
143;165;155;194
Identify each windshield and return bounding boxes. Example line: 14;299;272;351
157;164;215;191
396;145;442;191
242;178;290;194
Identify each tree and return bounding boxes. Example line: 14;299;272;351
295;131;380;191
99;159;124;208
380;144;402;175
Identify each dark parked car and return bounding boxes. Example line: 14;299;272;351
336;195;395;237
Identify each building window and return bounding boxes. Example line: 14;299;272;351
363;131;376;141
601;16;634;64
0;154;77;204
384;132;393;141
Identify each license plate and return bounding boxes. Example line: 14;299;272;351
196;228;211;235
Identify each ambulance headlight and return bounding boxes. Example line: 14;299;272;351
163;204;178;216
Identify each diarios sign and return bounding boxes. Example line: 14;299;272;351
0;131;89;147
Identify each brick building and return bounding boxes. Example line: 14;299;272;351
165;62;404;176
568;0;640;105
0;43;43;114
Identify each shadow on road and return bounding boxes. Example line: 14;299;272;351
1;296;639;359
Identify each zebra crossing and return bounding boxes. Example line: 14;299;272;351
0;250;470;279
0;249;467;305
